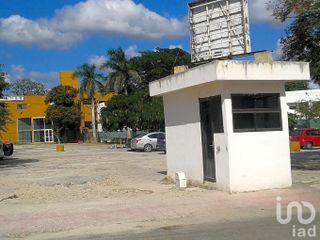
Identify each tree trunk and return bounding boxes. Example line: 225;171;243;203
91;98;97;143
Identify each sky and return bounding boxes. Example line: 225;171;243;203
0;0;288;89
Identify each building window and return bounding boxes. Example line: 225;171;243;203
18;118;32;144
231;93;282;132
17;104;27;110
306;130;320;136
85;121;92;129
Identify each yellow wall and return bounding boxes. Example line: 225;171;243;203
59;71;78;89
1;96;48;143
1;71;114;144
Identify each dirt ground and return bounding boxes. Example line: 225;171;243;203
0;144;320;239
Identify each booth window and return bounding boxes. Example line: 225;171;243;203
231;94;282;132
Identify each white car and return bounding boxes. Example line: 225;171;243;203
130;132;165;152
0;141;4;159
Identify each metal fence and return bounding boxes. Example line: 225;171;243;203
84;131;148;144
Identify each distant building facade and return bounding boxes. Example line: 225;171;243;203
286;89;320;114
0;71;113;144
285;89;320;128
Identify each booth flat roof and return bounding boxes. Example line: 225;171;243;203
149;60;310;97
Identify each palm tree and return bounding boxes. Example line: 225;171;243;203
101;48;140;95
74;64;104;143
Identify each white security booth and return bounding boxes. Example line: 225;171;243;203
149;60;310;192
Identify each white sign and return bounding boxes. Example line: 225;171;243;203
188;0;251;62
276;197;317;238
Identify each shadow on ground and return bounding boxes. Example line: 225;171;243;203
291;151;320;170
47;214;320;240
0;158;39;169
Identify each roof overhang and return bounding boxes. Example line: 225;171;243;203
149;60;310;97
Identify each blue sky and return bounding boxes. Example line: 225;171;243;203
0;0;287;89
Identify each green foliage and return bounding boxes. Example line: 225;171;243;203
100;48;191;131
102;48;140;95
281;10;320;83
130;48;191;88
285;81;309;91
295;101;320;120
267;0;316;22
288;113;299;130
45;85;78;106
269;0;320;83
0;65;10;132
75;63;104;142
75;64;104;100
101;90;164;131
46;106;81;129
11;78;47;96
45;86;81;141
0;103;10;133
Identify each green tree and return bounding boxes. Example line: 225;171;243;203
101;48;140;95
100;47;190;131
268;0;316;21
11;78;47;96
288;113;299;130
74;64;104;143
285;81;308;91
130;48;191;88
295;101;320;121
45;86;81;143
0;65;10;133
100;91;164;131
269;0;320;83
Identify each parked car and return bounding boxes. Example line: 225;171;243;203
0;142;4;159
130;132;165;152
291;128;320;149
0;141;14;159
157;134;166;153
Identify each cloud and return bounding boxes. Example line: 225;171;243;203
0;15;81;49
169;44;183;50
11;64;25;80
29;71;59;82
9;64;58;86
248;0;281;24
0;0;187;49
88;55;107;67
273;39;283;60
125;45;141;59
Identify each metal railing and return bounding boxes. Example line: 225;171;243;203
84;131;148;144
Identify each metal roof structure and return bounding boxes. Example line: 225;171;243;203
188;0;251;62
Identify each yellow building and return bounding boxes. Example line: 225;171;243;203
0;71;113;144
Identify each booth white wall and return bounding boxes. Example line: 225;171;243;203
150;60;310;192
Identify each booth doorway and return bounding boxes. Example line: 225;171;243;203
199;95;224;182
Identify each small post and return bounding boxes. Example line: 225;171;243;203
254;51;273;63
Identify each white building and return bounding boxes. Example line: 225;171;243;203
286;89;320;114
149;60;310;192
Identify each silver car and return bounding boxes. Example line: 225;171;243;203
130;132;165;152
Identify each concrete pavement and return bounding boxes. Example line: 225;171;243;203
0;144;319;239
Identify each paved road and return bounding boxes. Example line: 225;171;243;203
1;144;319;240
291;149;320;170
53;215;319;240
